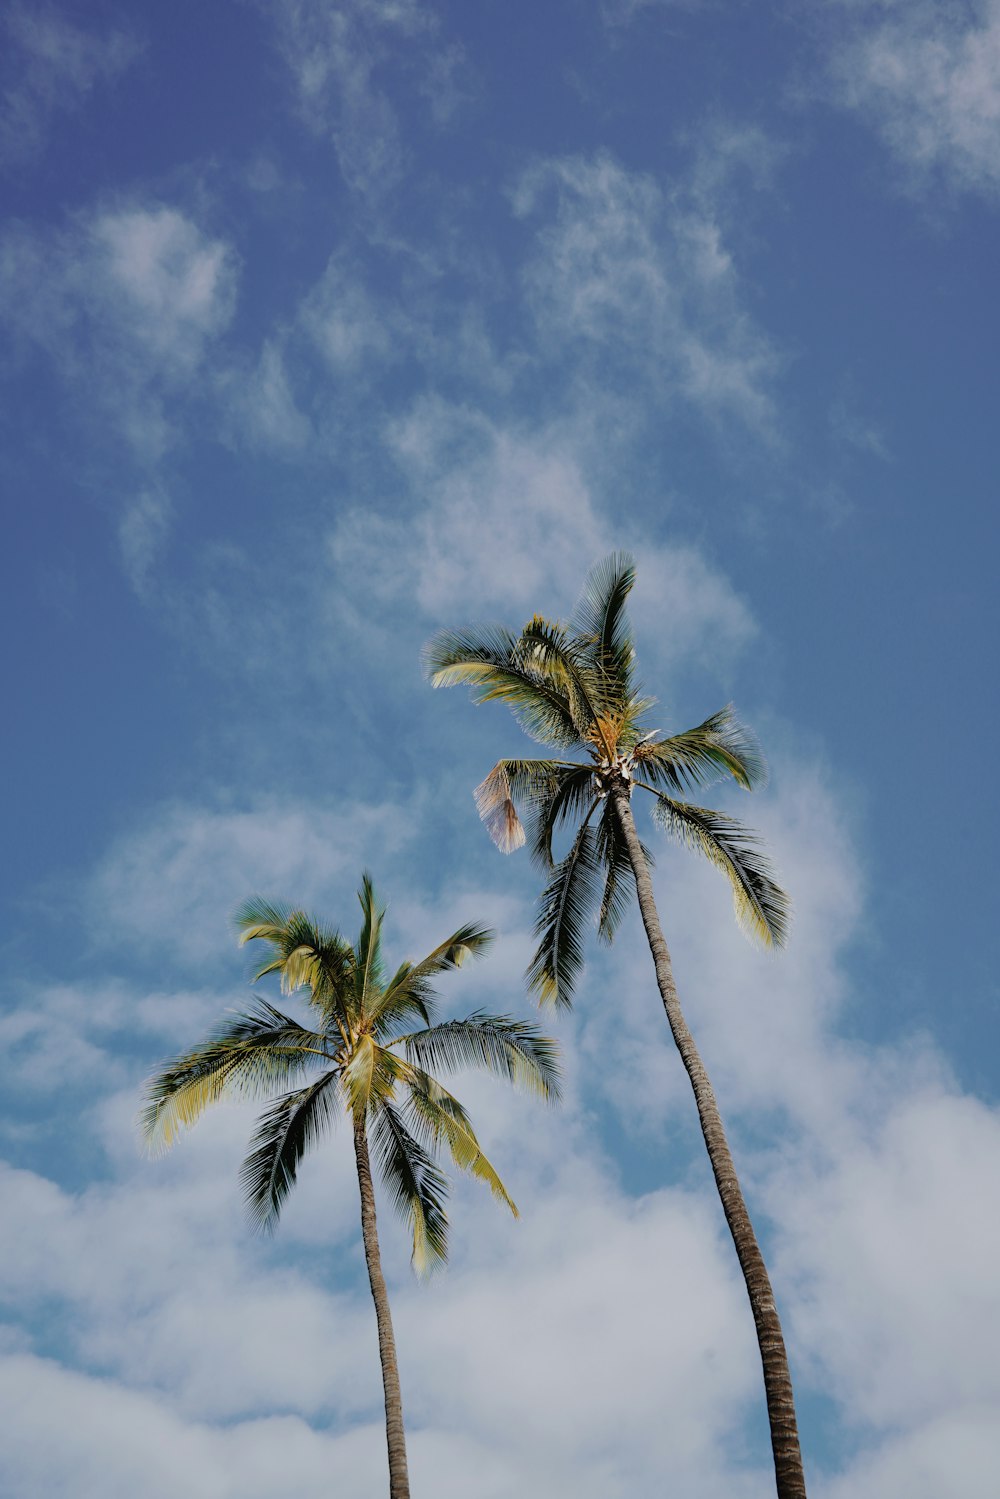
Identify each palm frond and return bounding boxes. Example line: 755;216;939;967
633;705;767;794
594;798;650;943
233;896;295;950
354;874;386;1015
526;813;603;1008
371;922;495;1035
644;790;791;947
473;758;571;854
141;1001;331;1151
515;615;608;739
527;768;598;869
396;1013;561;1100
403;1069;517;1217
341;1032;378;1116
374;959;434;1036
370;1102;450;1274
235;899;356;1021
571;551;637;694
239;1069;342;1233
474;762;528;852
424;624;582;748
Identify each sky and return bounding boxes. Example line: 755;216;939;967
1;1;998;1495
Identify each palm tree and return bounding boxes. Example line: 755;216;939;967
142;875;560;1499
425;554;806;1498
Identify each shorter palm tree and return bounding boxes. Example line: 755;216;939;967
142;875;560;1499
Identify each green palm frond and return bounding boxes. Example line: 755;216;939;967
515;615;606;738
404;1069;517;1217
354;874;387;1015
634;705;767;794
339;1037;409;1117
526;764;598;869
594;798;651;943
141;1001;331;1151
370;1103;450;1274
373;959;435;1035
233;896;295;951
341;1032;378;1116
371;922;495;1035
644;790;791;947
527;813;603;1007
424;624;581;748
235;899;355;1022
571;550;637;692
240;1069;342;1233
397;1013;561;1100
235;899;316;983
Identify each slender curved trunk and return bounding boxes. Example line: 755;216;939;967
611;780;807;1499
353;1114;411;1499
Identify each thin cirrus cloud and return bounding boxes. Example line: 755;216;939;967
259;0;472;202
0;202;238;459
328;401;756;697
827;0;1000;198
0;3;140;169
85;797;416;967
512;152;783;434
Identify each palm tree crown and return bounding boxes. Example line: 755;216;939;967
142;875;560;1271
425;551;790;1008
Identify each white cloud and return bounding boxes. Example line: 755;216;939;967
5;697;1000;1496
88;207;237;370
261;0;468;201
512;152;782;432
829;0;1000;198
87;797;416;967
218;337;312;453
330;399;756;685
777;1087;1000;1432
301;253;403;372
819;1406;999;1499
0;1352;389;1499
0;4;140;168
0;202;238;459
119;486;173;594
0;1090;773;1496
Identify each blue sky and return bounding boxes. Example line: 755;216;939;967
1;1;998;1494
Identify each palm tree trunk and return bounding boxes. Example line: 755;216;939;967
353;1114;411;1499
611;780;807;1499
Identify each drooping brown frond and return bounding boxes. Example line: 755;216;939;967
474;763;527;853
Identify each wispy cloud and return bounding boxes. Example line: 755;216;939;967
330;398;756;682
0;202;239;459
217;338;312;454
513;151;783;434
86;796;417;969
0;4;140;169
827;0;1000;199
119;486;173;596
260;0;473;202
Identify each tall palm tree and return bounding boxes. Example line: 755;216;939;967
142;875;560;1499
425;554;806;1498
